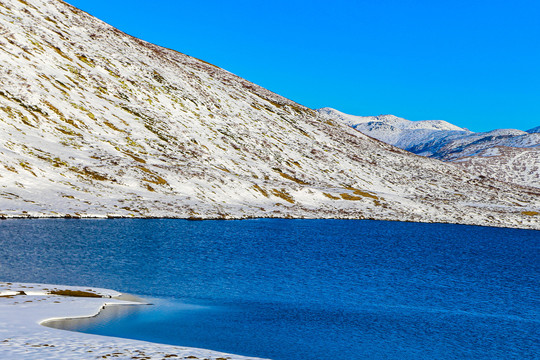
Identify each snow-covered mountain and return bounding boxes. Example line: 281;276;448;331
0;0;538;229
317;107;470;154
320;108;540;188
527;126;540;134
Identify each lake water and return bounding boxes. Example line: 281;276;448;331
0;219;538;359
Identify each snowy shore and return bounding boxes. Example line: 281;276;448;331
0;282;267;360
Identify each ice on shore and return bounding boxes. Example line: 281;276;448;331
0;282;267;360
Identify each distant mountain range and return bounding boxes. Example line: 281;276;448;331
0;0;538;229
319;108;540;188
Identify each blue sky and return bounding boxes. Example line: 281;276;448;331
66;0;539;132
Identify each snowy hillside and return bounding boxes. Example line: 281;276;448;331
0;0;538;229
319;108;540;188
454;147;540;189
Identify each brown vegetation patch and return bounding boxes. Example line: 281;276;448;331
253;184;269;197
216;166;230;173
124;151;146;163
49;289;102;298
145;184;155;192
104;121;122;132
272;189;295;203
72;167;111;181
290;160;302;168
345;187;379;200
44;101;80;129
340;193;363;201
138;166;168;185
56;126;81;137
324;119;336;126
323;192;340;200
19;161;37;176
522;211;539;216
277;171;309;185
49;45;71;61
76;54;95;67
152;70;166;84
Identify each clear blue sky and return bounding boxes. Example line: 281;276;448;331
65;0;539;132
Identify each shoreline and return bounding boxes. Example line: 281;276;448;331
40;302;148;331
0;282;268;360
0;215;538;231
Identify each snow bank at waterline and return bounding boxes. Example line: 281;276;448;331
0;282;267;360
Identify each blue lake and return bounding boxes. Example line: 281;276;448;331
0;219;538;359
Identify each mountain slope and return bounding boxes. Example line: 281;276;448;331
527;126;540;134
0;0;538;229
453;146;540;188
320;108;540;188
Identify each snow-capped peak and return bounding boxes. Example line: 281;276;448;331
318;107;466;132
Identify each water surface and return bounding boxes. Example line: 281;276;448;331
0;219;538;359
